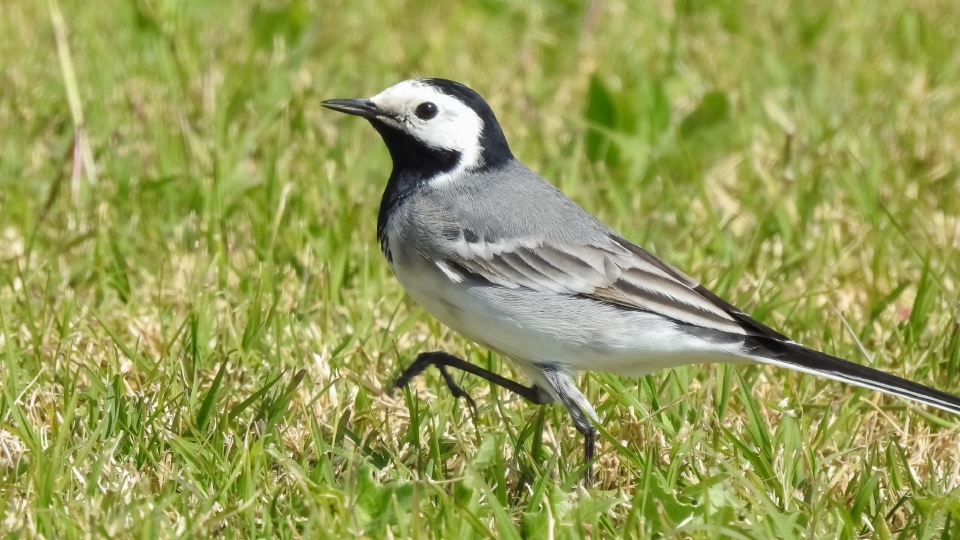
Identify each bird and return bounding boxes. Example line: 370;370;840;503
322;78;960;483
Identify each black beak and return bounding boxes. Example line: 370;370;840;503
321;98;385;119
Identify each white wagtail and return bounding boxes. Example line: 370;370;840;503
323;78;960;483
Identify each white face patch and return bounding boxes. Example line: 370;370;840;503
369;80;485;181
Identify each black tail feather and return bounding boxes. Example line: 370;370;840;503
746;337;960;416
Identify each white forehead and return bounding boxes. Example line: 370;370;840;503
368;79;486;173
370;80;464;114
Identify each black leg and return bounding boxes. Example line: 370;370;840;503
394;351;554;405
541;367;599;485
583;430;595;484
562;395;598;485
436;364;478;416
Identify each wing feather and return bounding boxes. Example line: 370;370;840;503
513;248;590;292
445;231;782;338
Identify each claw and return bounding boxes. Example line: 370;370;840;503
437;364;479;420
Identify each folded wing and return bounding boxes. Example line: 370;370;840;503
443;230;788;340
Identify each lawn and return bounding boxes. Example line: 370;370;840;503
2;0;960;537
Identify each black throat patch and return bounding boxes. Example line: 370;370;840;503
371;119;462;258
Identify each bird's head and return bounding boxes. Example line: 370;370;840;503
323;79;513;181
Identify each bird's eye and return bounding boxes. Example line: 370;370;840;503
414;102;438;120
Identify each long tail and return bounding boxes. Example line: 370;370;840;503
746;336;960;415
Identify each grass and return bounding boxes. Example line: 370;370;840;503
1;0;960;537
